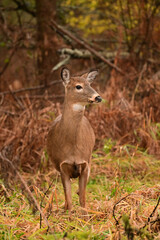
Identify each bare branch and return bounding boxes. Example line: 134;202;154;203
51;55;71;72
50;20;126;76
113;193;131;226
1;80;61;95
8;85;25;110
142;196;160;229
0;152;50;230
58;48;129;60
0;45;18;76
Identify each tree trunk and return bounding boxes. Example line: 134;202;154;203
36;0;59;88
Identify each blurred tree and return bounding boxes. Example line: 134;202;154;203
59;0;160;64
0;0;160;91
36;0;59;87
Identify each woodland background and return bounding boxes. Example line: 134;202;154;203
0;0;160;239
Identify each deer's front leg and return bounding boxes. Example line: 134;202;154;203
60;173;72;211
60;161;72;212
79;163;88;209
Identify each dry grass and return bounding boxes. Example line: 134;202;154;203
0;95;160;239
0;153;160;239
0;94;160;172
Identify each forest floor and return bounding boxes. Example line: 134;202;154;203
0;148;160;239
0;94;160;239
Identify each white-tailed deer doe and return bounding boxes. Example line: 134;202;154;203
47;68;102;213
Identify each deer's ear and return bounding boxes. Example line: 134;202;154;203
86;70;98;83
61;67;70;85
80;72;88;79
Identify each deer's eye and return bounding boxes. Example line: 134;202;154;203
76;85;83;90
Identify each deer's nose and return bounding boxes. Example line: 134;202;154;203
95;96;102;102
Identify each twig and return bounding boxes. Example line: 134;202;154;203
131;63;147;105
113;193;160;235
142;196;160;229
113;193;131;226
1;183;10;200
8;85;25;110
18;95;64;99
0;152;51;231
0;80;61;95
0;110;19;116
40;178;55;229
150;217;160;226
50;20;126;76
0;44;18;76
51;55;71;72
0;93;4;105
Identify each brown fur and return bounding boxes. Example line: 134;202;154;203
47;68;101;212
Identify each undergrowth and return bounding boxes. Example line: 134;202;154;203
0;96;160;239
0;149;160;240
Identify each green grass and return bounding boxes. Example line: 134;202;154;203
0;150;160;239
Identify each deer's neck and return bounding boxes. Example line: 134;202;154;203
60;100;85;141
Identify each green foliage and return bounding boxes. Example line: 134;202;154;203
4;58;9;63
59;0;160;57
60;0;119;35
66;230;91;239
0;42;6;47
103;138;116;154
47;112;56;122
149;122;160;141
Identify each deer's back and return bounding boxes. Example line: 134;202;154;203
47;115;95;172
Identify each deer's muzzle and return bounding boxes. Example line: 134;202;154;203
95;96;102;102
88;95;102;103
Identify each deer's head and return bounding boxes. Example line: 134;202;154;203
61;68;102;107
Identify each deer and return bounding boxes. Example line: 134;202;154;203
47;67;102;213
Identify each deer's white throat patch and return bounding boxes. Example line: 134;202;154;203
72;104;85;112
